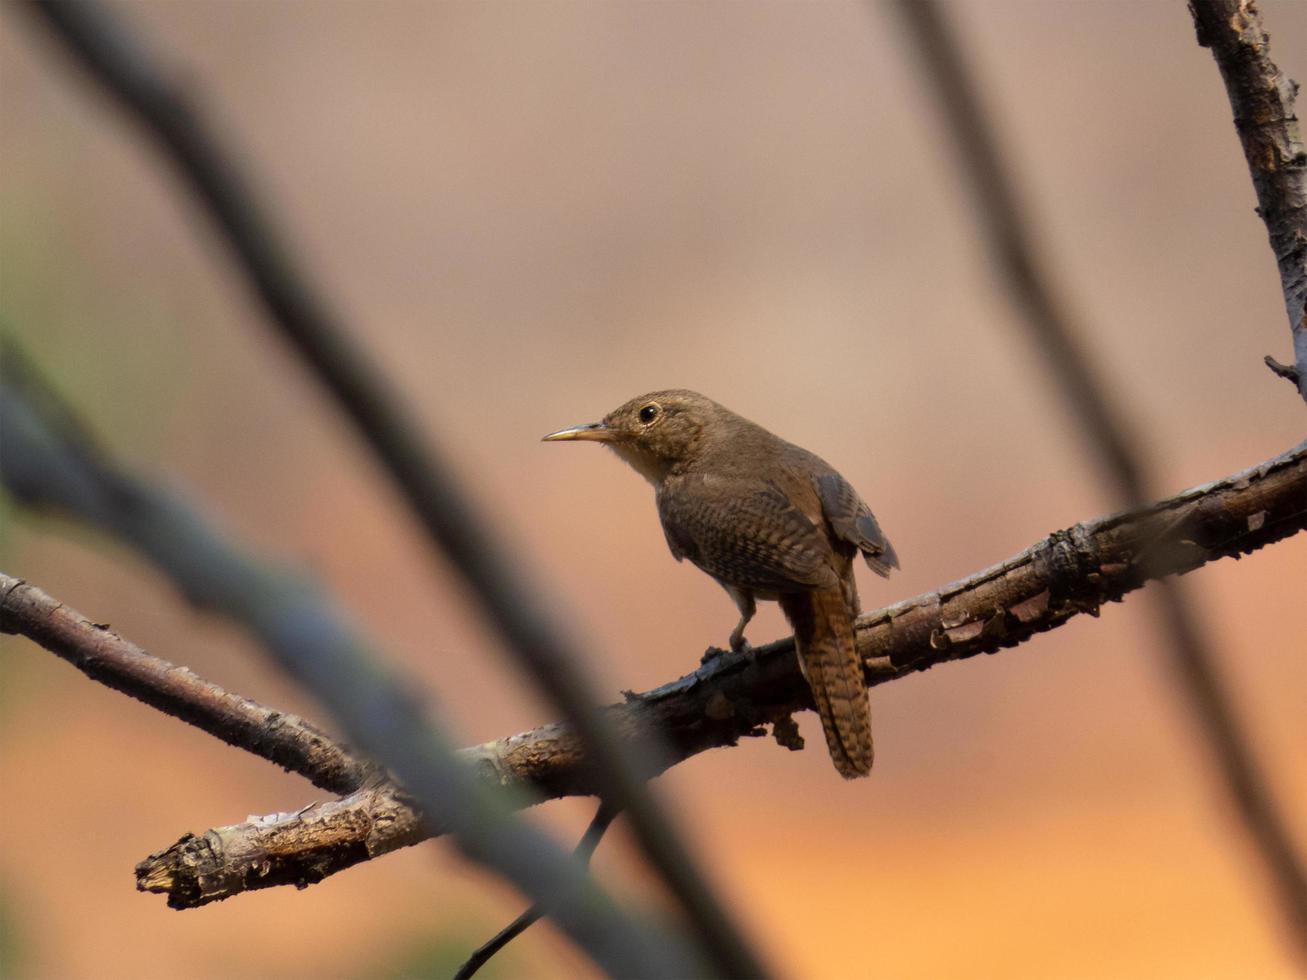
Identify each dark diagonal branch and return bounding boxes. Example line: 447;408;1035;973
0;574;374;796
18;5;762;973
1190;0;1307;405
0;344;692;978
890;1;1143;493
11;443;1296;909
454;804;622;980
893;1;1307;958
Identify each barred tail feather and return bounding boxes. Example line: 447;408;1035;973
780;587;873;779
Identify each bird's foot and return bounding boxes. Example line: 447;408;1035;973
701;636;752;665
729;635;753;656
700;645;728;665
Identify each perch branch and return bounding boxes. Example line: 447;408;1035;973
1190;0;1307;405
20;3;762;972
894;0;1307;957
10;444;1296;909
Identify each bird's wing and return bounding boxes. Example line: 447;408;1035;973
658;475;839;592
815;471;899;578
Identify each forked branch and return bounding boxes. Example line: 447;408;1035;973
1189;0;1307;404
6;444;1302;908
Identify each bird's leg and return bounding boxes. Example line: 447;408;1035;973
726;588;756;654
701;587;757;664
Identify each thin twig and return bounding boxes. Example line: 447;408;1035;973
0;342;692;978
454;804;622;980
10;433;1299;907
1190;0;1307;406
17;4;763;973
893;0;1307;960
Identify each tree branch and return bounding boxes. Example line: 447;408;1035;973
893;1;1307;958
9;444;1294;909
1190;0;1307;405
371;440;1307;801
0;574;375;796
134;784;426;910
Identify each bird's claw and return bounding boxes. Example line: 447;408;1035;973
700;645;728;665
701;638;753;666
729;636;753;656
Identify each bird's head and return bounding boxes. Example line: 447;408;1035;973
542;389;721;483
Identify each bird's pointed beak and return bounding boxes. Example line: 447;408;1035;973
541;422;616;443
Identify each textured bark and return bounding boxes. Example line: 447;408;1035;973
135;785;425;909
129;443;1307;907
1190;0;1307;404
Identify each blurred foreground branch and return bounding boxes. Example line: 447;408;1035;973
17;6;762;974
0;343;693;978
7;443;1301;907
894;0;1307;958
1189;0;1307;405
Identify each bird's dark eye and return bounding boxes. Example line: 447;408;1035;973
638;404;659;424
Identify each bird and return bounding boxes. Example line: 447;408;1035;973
543;389;898;778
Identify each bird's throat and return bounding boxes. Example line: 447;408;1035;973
606;442;670;486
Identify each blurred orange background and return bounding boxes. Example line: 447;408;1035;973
1;2;1304;978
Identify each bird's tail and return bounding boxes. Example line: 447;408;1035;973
780;587;873;779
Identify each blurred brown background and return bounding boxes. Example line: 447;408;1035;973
2;2;1304;977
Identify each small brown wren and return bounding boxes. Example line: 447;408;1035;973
544;390;898;778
